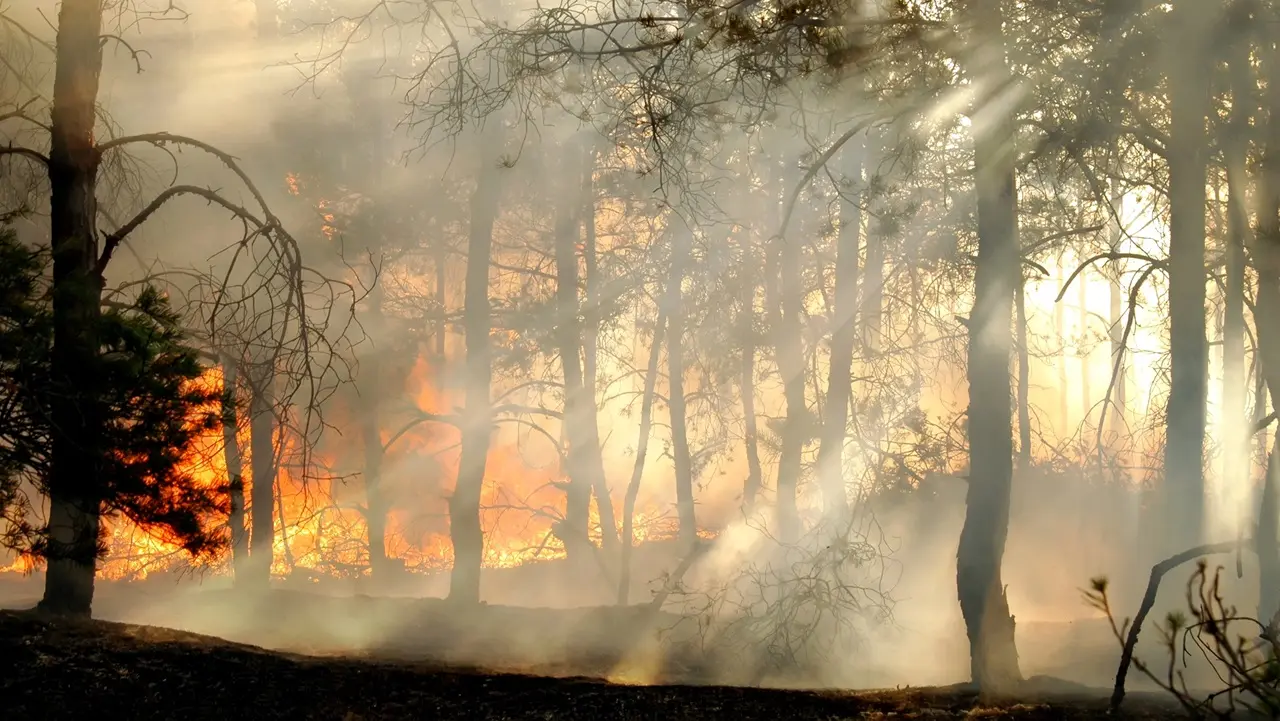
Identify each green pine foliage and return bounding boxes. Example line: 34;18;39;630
0;227;228;566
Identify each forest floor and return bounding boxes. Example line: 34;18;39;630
0;608;1183;720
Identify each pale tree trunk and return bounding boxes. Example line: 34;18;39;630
254;0;276;39
740;227;764;515
1222;4;1249;515
1015;278;1031;469
41;0;106;617
815;136;863;525
955;0;1021;689
774;193;806;545
861;213;884;357
667;225;697;546
359;284;390;581
1078;267;1092;428
617;310;666;604
1107;180;1127;464
579;141;618;552
448;144;503;604
1250;11;1280;625
435;251;447;361
553;159;595;562
1163;0;1212;555
247;365;276;586
221;358;249;583
1055;254;1070;435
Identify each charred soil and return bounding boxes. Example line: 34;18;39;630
0;609;1180;720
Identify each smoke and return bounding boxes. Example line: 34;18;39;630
0;0;1262;695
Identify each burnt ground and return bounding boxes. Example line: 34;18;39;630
0;609;1183;720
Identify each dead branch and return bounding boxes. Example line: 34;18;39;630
1111;539;1248;711
0;144;49;167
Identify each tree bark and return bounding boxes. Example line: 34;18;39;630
773;169;806;545
1163;0;1212;554
667;225;697;546
740;228;764;515
553;164;595;562
815;137;863;525
580;141;618;552
359;284;390;581
1015;277;1031;469
1078;265;1092;426
1107;180;1127;463
1223;0;1250;519
221;358;249;583
247;366;276;586
618;309;666;604
955;0;1022;689
1251;11;1280;624
40;0;106;617
448;142;503;605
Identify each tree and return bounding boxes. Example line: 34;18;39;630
0;226;227;581
449;132;506;604
0;0;354;612
954;0;1022;690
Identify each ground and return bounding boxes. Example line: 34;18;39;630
0;609;1181;720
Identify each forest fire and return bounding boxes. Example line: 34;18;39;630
0;352;692;582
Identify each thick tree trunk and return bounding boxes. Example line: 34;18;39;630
553;173;595;562
580;143;618;552
448;146;502;605
956;0;1022;689
815;138;863;525
1163;0;1212;554
247;366;276;586
1252;14;1280;625
1222;2;1250;517
618;310;666;604
221;358;249;582
40;0;106;618
667;226;697;546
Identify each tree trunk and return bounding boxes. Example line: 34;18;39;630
1055;253;1070;435
221;358;249;583
773;168;806;544
1251;11;1280;624
448;144;503;605
815;137;863;525
1107;180;1127;464
1015;277;1031;469
579;142;618;552
359;284;390;581
956;0;1022;689
1163;0;1212;554
667;225;697;546
247;366;276;586
553;167;595;562
40;0;106;618
1078;266;1092;428
740;228;764;515
254;0;276;39
1223;1;1250;516
618;309;666;604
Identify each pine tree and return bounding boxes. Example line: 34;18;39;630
0;227;228;584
